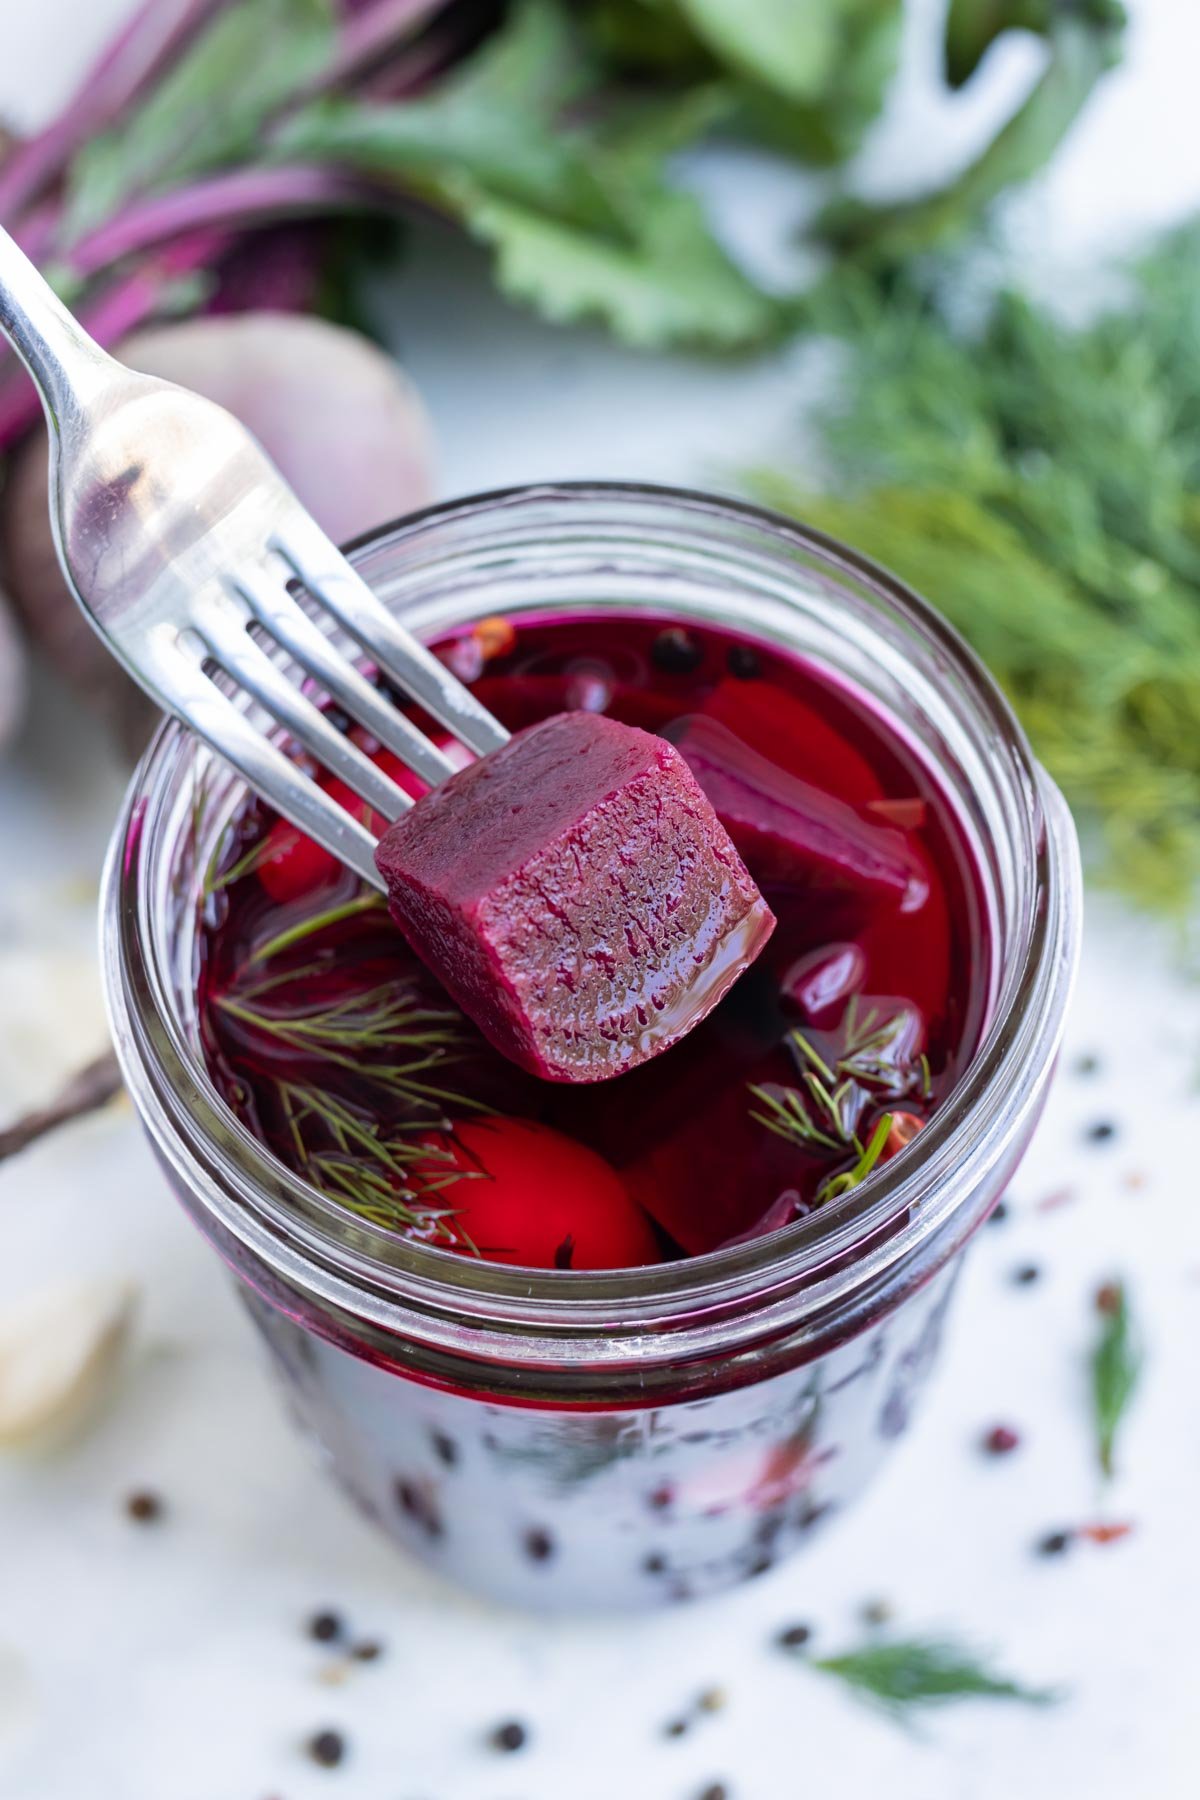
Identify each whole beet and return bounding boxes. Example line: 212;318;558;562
0;311;435;757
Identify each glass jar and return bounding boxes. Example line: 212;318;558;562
102;484;1082;1610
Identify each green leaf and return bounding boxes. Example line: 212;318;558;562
944;0;1051;87
1092;1281;1142;1479
678;0;840;103
64;0;337;240
813;1637;1061;1718
277;0;779;350
466;182;782;350
820;12;1125;261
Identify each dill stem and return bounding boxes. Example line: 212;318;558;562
251;892;387;964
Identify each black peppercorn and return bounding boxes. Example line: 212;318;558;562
308;1611;342;1644
1037;1529;1073;1557
1012;1263;1040;1286
351;1640;383;1663
306;1729;346;1768
1086;1120;1117;1144
491;1720;528;1753
777;1623;811;1649
430;1430;459;1467
651;627;703;675
125;1490;163;1524
727;643;760;679
523;1527;555;1563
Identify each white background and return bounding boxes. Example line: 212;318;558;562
2;2;1200;1797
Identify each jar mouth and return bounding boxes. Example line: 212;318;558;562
103;481;1082;1347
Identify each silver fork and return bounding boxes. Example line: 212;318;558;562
0;225;508;889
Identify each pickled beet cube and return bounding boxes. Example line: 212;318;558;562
667;715;927;908
375;712;775;1082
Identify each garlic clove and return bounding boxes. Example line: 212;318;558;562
0;1276;137;1448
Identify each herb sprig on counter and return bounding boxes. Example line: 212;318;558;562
811;1635;1060;1718
1092;1279;1141;1479
750;223;1200;915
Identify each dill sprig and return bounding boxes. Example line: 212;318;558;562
816;1112;893;1204
214;952;491;1242
273;1077;480;1248
748;222;1200;915
1092;1279;1142;1479
798;998;927;1100
216;978;485;1113
748;1077;857;1153
812;1636;1060;1720
250;892;387;963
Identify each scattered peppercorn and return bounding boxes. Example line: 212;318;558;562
697;1687;727;1714
727;643;760;679
664;1717;690;1739
491;1720;528;1753
643;1552;668;1574
125;1490;163;1524
306;1729;346;1769
651;626;703;674
430;1430;459;1467
1095;1281;1123;1316
1012;1263;1041;1286
351;1640;383;1663
394;1478;443;1538
983;1424;1021;1456
1087;1120;1117;1144
523;1527;556;1563
308;1611;343;1644
698;1784;730;1800
1073;1053;1101;1076
861;1597;893;1627
777;1623;812;1649
1036;1529;1074;1557
648;1483;674;1511
747;1553;774;1578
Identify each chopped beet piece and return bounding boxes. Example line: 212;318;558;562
376;712;775;1082
667;716;927;909
701;677;883;804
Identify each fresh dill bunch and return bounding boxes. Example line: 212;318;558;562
749;222;1200;915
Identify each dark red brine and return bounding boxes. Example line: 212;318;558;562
198;612;988;1267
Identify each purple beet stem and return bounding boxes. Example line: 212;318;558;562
66;164;386;279
309;0;448;96
0;0;233;221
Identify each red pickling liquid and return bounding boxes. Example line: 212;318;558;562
197;613;988;1266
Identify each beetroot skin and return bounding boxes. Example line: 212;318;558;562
375;712;775;1082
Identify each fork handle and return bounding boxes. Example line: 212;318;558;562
0;226;111;435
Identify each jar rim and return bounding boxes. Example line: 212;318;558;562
102;480;1082;1358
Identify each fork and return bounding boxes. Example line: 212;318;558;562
0;225;509;890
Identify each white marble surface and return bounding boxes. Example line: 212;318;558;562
2;4;1200;1798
